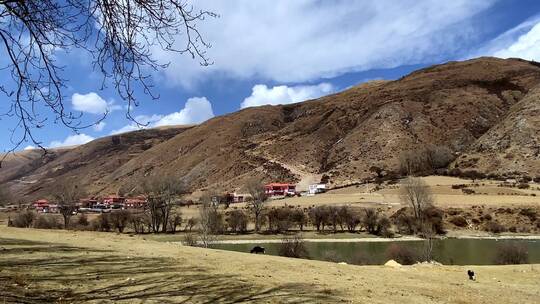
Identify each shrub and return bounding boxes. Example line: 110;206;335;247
183;233;198;247
290;208;308;231
446;208;462;216
76;213;89;226
485;220;506;233
517;183;530;189
494;243;529;264
109;210;131;233
393;209;417;235
185;217;198;231
266;208;293;233
92;213;112;232
461;188;475;195
309;205;329;231
519;208;537;221
422;206;446;235
33;214;62;229
362;208;379;234
130;213;148;234
449;216;468;227
227;209;249;233
376;216;393;237
480;213;492;221
278;235;309;259
11;211;35;228
385;244;420;265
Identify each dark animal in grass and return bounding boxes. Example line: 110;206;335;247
250;246;265;254
467;270;475;281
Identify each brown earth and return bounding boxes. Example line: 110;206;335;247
0;227;539;303
2;57;540;200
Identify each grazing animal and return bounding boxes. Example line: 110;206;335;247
250;246;265;254
467;270;475;281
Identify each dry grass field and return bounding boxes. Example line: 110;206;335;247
0;227;539;303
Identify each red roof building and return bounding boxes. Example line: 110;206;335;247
102;195;125;206
33;199;58;213
124;196;147;209
264;183;296;197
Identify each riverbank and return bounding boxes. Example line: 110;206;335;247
1;227;539;303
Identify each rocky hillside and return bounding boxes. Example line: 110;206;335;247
453;83;540;176
2;57;540;199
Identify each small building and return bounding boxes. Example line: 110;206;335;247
233;193;246;203
308;184;327;195
124;196;147;209
79;198;98;209
264;183;296;197
33;199;50;213
102;195;125;208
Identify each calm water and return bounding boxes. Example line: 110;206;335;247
212;238;540;265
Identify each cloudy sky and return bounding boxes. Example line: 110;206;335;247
2;0;540;151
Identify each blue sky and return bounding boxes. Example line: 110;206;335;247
2;0;540;151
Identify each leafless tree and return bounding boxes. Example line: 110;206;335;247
110;209;131;233
227;209;248;233
139;175;186;233
167;209;182;233
400;177;433;222
198;201;219;248
198;192;223;233
53;182;85;228
400;177;438;256
0;1;215;156
129;211;147;234
245;178;267;232
185;217;198;232
309;205;329;232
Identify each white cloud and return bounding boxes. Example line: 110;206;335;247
467;15;540;61
492;21;540;61
23;145;35;150
154;97;215;127
71;92;122;114
93;121;106;132
241;83;333;108
152;1;495;88
49;134;95;148
110;97;215;134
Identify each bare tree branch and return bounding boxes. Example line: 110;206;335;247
0;0;215;163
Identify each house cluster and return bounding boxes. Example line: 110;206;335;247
264;182;326;197
31;195;148;213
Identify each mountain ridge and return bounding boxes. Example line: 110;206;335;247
3;57;540;199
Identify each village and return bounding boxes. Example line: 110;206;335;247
1;182;327;215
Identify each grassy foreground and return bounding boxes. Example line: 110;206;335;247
0;227;539;303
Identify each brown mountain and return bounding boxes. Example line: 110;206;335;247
2;57;540;199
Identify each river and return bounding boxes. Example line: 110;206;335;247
211;238;540;265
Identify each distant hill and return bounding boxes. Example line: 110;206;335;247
2;57;540;199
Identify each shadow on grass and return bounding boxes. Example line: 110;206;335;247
0;238;342;303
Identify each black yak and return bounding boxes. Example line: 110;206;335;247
467;270;475;281
250;246;265;254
